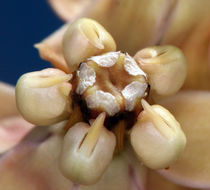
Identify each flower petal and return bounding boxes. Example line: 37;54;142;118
0;125;72;190
48;0;91;21
0;82;34;153
0;116;33;153
0;82;18;118
41;0;176;72
34;24;70;73
181;20;210;90
47;0;179;54
47;0;210;90
147;170;195;190
0;122;148;190
157;91;210;188
161;0;210;89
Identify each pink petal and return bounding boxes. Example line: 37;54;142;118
34;24;70;73
161;0;210;89
0;125;148;190
146;170;196;190
36;0;178;76
157;91;210;189
0;127;72;190
0;116;33;153
48;0;178;54
48;0;92;21
46;0;210;90
0;82;18;118
0;82;34;153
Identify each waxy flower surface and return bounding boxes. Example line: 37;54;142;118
0;0;210;190
17;17;187;185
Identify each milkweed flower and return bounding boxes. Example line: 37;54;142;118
0;0;210;189
1;18;187;189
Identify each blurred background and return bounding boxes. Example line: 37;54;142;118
0;0;63;85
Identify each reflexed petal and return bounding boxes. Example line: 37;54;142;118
0;116;33;153
147;170;195;190
47;0;178;54
0;82;18;118
0;123;148;190
180;20;210;90
160;0;210;45
161;0;210;89
47;0;210;90
34;24;70;73
48;0;92;21
0;125;72;190
39;0;177;73
0;82;34;153
89;0;177;54
48;0;113;22
157;91;210;188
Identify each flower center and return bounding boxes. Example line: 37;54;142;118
72;52;149;130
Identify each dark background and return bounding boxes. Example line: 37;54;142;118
0;0;63;85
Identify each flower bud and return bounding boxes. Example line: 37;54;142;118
59;113;116;185
63;18;116;72
16;68;72;126
134;45;187;96
130;99;186;170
